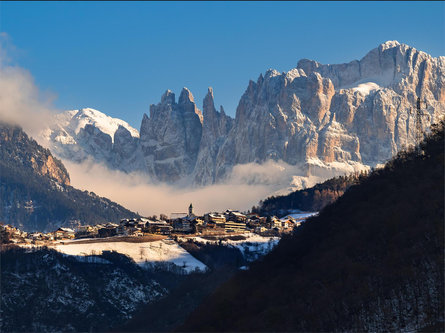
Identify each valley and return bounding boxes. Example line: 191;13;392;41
0;8;443;330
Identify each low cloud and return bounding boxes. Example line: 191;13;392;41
230;159;307;186
63;159;302;216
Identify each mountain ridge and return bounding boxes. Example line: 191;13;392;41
41;40;445;188
0;122;137;231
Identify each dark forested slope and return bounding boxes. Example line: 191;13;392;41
180;121;445;332
0;122;137;231
0;247;165;332
255;172;367;216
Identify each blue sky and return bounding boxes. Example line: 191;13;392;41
1;1;444;128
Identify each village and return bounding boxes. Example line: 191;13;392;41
0;204;316;245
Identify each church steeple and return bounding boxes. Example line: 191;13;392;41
188;203;193;217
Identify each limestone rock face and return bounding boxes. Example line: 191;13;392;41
139;88;203;182
41;41;445;188
78;124;113;160
214;41;445;181
193;88;234;185
112;125;139;168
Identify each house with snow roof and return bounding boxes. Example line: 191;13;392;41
54;227;75;240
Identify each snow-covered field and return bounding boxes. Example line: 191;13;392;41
47;238;207;273
281;212;318;221
183;233;280;263
20;233;282;273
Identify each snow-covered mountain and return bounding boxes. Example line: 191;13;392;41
50;108;139;141
41;41;445;187
42;108;141;171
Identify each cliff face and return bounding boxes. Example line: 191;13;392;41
0;123;70;186
193;88;234;185
214;41;445;181
42;41;445;187
139;88;203;182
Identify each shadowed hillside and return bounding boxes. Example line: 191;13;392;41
254;172;368;216
0;122;137;231
0;246;166;332
179;120;445;332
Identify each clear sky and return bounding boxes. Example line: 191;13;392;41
1;1;444;128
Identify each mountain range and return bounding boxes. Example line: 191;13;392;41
41;41;445;189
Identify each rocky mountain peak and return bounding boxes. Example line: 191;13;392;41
379;40;401;51
193;88;234;185
161;90;175;104
206;86;214;98
136;87;204;182
264;69;281;79
203;87;217;116
296;58;321;76
257;73;264;84
178;87;195;105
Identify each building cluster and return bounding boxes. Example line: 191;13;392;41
76;218;173;238
1;204;309;244
0;224;76;244
171;204;306;236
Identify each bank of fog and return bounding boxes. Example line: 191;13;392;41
64;159;313;216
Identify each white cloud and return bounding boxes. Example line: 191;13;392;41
62;157;355;217
0;33;55;139
63;159;279;216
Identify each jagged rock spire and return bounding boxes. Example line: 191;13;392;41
161;90;175;104
179;87;195;104
203;87;217;115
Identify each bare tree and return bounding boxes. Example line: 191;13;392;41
139;246;146;260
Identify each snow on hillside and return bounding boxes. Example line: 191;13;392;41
50;238;207;273
350;81;381;95
280;212;318;220
226;234;279;262
184;233;280;263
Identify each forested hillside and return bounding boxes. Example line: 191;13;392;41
254;172;367;215
0;247;165;332
0;122;137;231
180;121;445;332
